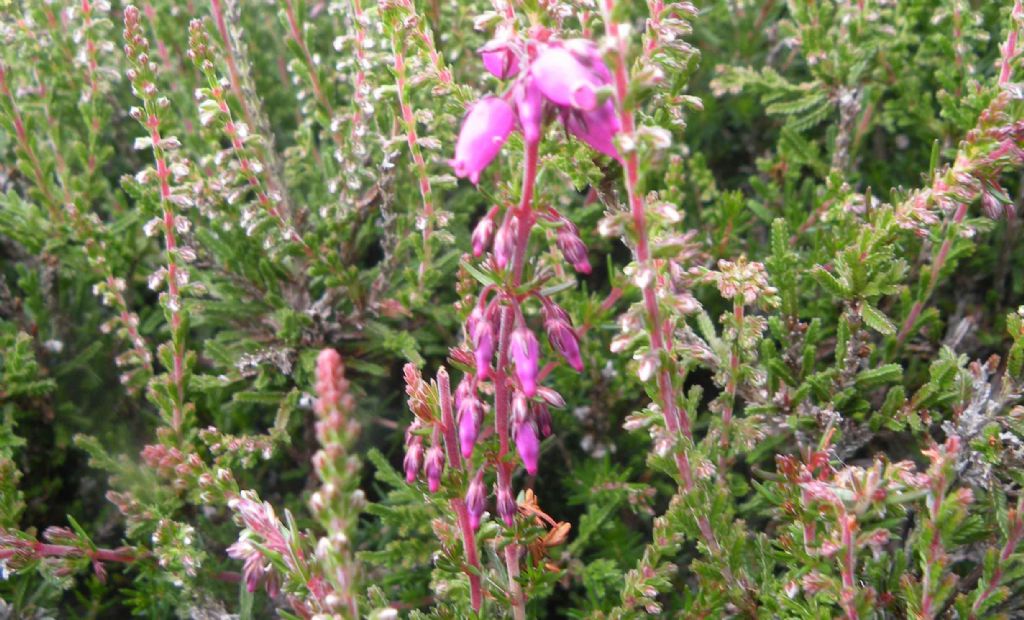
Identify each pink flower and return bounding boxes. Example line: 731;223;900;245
424;445;444;493
514;418;540;475
545;314;584;372
530;46;601;110
556;219;591;274
481;44;520;80
564;100;622;162
403;438;423;484
470;308;495;378
456;378;483;458
471;209;497;257
450;96;515;184
493;217;516;270
516;76;545;144
509;326;540;397
466;469;486;530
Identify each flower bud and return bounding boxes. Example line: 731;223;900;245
424;445;444;493
556;220;591;274
403;438;423;484
509;326;540;397
531;46;600;110
457;382;483;459
471;317;495;379
450;96;515;184
545;316;584;372
496;481;517;526
494;217;517;270
471;210;497;257
514;419;540;475
466;469;486;530
534;402;553;437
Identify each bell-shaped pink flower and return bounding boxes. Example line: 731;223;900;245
530;46;601;110
565;100;622;161
481;45;520;80
509;326;540;397
493;217;516;270
514;419;540;475
556;219;591;274
516;77;544;144
466;469;486;530
450;96;515;184
457;381;483;459
545;316;584;372
424;445;444;493
471;312;495;378
403;436;423;483
471;209;497;257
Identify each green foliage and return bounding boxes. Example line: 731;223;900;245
1;0;1024;618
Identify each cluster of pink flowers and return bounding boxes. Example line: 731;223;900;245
450;33;622;184
403;29;616;541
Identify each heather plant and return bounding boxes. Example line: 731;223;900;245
2;0;1024;618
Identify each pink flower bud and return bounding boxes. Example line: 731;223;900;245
545;316;584;372
514;418;540;475
509;326;540;397
530;46;600;110
536;386;566;409
556;220;591;274
471;210;497;257
516;76;544;144
424;445;444;493
471;313;495;377
481;45;520;79
456;381;483;458
534;402;552;437
403;438;423;484
496;481;516;526
564;100;622;162
493;217;517;270
466;469;486;530
450;97;515;184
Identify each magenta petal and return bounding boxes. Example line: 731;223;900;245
565;100;622;161
530;46;601;111
509;327;540;397
482;47;520;80
515;421;540;475
451;97;515;184
516;77;544;144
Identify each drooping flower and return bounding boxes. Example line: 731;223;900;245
493;216;517;270
456;376;483;458
564;100;622;162
471;208;497;257
481;41;520;80
450;96;515;184
516;76;544;144
545;312;584;372
530;46;601;111
470;308;495;378
516;416;540;473
424;445;444;493
509;326;540;397
556;219;591;274
465;468;486;530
